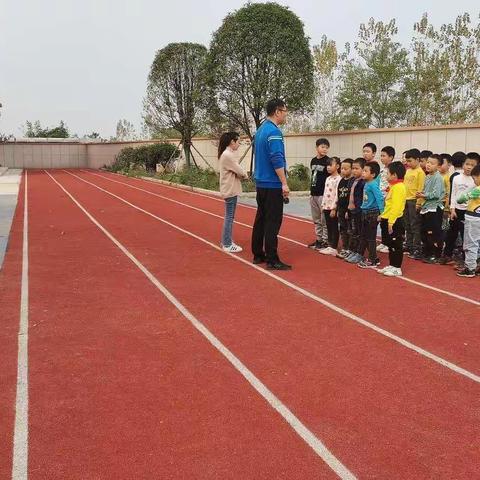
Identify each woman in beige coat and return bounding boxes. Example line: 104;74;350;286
218;132;248;252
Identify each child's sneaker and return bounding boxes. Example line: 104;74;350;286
437;256;454;265
307;240;322;250
376;244;389;253
344;252;356;262
409;251;423;260
383;267;403;277
357;259;379;269
422;256;439;264
223;244;243;253
378;265;394;274
347;253;363;264
457;267;475;278
336;249;350;259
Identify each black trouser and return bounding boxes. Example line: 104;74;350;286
421;207;444;258
323;210;339;249
347;210;361;252
380;218;405;268
404;199;422;252
338;206;349;250
358;209;380;261
252;187;284;263
443;209;466;257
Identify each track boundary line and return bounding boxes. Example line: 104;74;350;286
45;170;357;480
81;169;480;308
61;170;480;384
12;171;29;480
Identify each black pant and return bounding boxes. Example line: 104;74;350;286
421;207;444;258
380;218;405;268
252;187;284;263
358;209;380;261
443;209;465;257
323;210;339;249
338;206;349;250
347;210;361;252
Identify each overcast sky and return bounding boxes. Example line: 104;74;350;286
1;0;479;138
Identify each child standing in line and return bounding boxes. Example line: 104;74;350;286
378;162;407;277
377;146;396;254
344;158;366;263
403;149;425;259
336;158;353;258
308;138;330;250
353;161;385;268
456;164;480;277
363;143;377;162
218;131;248;253
416;154;445;263
320;157;342;256
419;150;433;173
439;153;453;235
440;153;476;264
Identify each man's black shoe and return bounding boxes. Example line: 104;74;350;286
266;261;292;270
253;256;266;264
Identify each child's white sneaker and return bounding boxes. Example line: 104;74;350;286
383;267;402;277
377;265;394;274
319;247;335;255
223;244;243;253
376;243;389;253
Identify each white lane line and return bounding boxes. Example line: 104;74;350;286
90;168;313;224
80;170;480;308
61;171;480;384
79;170;306;248
12;171;29;480
46;170;356;480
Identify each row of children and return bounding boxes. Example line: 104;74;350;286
308;139;480;278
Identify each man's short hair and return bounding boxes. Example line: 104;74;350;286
452;151;467;168
388;161;406;180
363;142;377;154
315;137;330;147
420;150;433;159
365;161;380;178
405;148;421;160
266;98;286;116
381;146;395;158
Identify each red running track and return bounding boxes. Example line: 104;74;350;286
1;169;479;479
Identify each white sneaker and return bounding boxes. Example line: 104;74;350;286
376;244;389;253
223;244;243;253
383;267;402;277
377;265;394;274
327;248;338;256
319;247;332;255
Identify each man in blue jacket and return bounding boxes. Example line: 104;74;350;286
251;98;291;270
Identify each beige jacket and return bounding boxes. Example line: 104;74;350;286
219;148;247;198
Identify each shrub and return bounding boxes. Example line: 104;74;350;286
109;142;180;172
288;163;310;181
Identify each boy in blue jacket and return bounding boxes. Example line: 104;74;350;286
348;161;385;267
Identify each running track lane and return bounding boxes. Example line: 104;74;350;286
73;169;480;374
50;169;480;479
24;169;342;479
0;175;24;478
88;169;480;303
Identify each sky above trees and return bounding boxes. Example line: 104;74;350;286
1;0;479;137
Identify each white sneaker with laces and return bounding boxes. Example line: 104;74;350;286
319;247;332;255
377;265;394;274
223;244;243;253
383;267;402;277
376;244;389;253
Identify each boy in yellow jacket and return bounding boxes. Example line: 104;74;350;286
378;162;407;277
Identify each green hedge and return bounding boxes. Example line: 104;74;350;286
109;143;180;172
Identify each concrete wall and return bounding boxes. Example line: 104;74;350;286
1;123;479;170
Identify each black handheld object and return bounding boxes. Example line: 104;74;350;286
283;197;290;204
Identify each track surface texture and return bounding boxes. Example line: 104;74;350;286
1;169;479;480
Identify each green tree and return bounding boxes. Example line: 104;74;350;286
406;13;480;125
336;18;410;129
207;2;314;139
114;119;137;141
24;120;70;138
144;42;208;167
